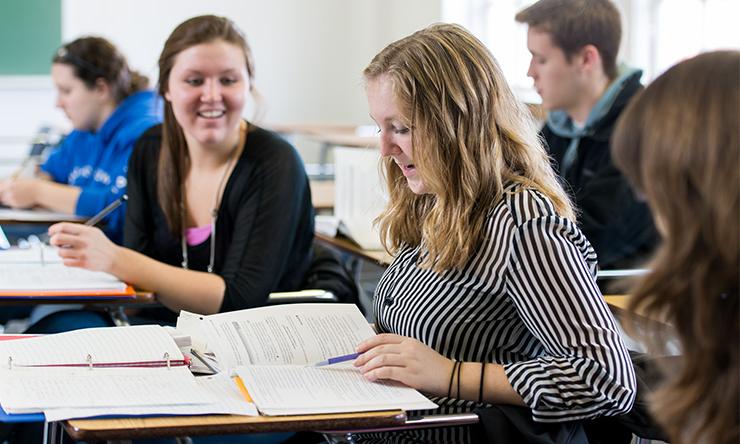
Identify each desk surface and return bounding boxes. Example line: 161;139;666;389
0;290;155;306
315;233;392;266
266;122;358;135
65;410;406;441
305;132;379;148
309;180;335;211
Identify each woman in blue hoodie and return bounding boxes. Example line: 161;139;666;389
0;36;162;244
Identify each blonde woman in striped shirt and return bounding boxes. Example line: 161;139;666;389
354;23;635;442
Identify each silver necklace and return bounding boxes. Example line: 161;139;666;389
181;121;246;273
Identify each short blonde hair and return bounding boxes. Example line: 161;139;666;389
364;23;573;271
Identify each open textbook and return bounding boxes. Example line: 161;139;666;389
0;246;133;296
177;303;437;415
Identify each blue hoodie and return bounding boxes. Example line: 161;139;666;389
41;90;162;244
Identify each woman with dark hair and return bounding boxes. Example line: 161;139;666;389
0;36;161;244
612;50;739;444
47;15;314;319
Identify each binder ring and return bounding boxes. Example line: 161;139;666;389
7;356;12;370
86;354;93;370
164;352;171;369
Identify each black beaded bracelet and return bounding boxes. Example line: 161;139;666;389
447;361;458;399
478;362;486;403
456;360;463;399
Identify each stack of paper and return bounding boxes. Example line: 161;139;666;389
0;247;132;296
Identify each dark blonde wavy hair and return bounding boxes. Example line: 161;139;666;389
612;50;740;444
364;23;573;271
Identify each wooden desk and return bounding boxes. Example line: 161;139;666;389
0;290;154;306
305;132;379;149
266;122;359;136
309;180;335;211
65;410;406;441
315;232;392;267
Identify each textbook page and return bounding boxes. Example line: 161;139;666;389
197;303;374;369
236;365;437;415
0;366;214;414
0;325;184;368
0;263;126;291
43;373;258;421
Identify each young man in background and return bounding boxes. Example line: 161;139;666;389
516;0;657;270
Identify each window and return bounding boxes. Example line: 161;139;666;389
443;0;740;103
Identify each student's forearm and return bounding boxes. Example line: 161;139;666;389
454;362;525;406
34;181;81;214
111;247;225;315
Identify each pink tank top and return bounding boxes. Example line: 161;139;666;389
184;224;212;246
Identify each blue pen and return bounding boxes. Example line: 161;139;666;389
312;352;362;367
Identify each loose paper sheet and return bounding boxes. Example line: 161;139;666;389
42;373;257;421
236;365;437;415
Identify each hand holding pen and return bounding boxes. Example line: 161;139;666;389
47;195;128;271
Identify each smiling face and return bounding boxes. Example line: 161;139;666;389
366;75;427;195
164;40;249;150
51;63;109;131
526;27;583;113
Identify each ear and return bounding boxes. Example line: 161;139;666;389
93;77;111;99
578;44;603;74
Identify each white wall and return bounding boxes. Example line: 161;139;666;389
61;0;441;125
0;0;441;172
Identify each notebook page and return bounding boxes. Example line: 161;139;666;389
236;365;437;415
0;325;183;367
0;366;214;413
0;246;62;264
200;304;375;369
42;373;258;421
0;263;126;291
0;208;85;223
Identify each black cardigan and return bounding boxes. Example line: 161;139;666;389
125;124;314;313
541;75;658;268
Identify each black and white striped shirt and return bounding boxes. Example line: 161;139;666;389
370;183;635;442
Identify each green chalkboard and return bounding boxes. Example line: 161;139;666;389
0;0;61;75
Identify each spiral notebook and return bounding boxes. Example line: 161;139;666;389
0;325;208;415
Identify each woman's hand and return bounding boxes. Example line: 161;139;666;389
354;333;454;397
0;178;39;208
48;222;120;272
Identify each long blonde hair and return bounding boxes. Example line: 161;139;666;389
612;50;740;444
364;23;572;271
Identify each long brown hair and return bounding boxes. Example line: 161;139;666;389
155;15;257;235
53;36;149;103
364;23;573;272
612;50;740;444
